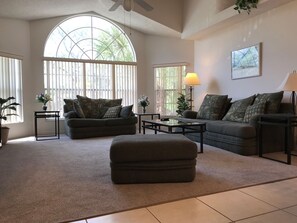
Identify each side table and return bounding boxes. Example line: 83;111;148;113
34;111;60;141
258;114;297;164
135;113;160;133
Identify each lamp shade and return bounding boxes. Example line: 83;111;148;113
185;72;200;86
282;70;297;91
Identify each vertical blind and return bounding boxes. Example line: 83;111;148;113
0;55;23;124
44;59;137;113
154;65;187;116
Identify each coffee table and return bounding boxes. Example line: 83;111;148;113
142;118;206;153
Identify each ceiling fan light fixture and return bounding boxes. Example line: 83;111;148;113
123;0;133;11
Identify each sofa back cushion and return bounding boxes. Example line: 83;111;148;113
196;94;228;120
243;101;266;123
223;95;255;122
76;95;122;118
63;99;78;112
120;105;134;118
253;91;283;113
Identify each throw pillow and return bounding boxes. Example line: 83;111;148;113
73;101;85;118
253;91;284;113
196;94;228;120
63;110;78;119
63;99;77;112
219;98;232;120
102;105;122;119
76;95;101;118
99;98;122;107
243;102;266;123
120;105;133;118
223;95;256;122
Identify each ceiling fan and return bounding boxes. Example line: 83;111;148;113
109;0;153;12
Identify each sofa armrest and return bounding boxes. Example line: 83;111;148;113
64;111;78;119
182;110;198;119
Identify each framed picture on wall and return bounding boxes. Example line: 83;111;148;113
231;43;262;80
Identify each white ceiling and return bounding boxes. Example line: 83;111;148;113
0;0;181;37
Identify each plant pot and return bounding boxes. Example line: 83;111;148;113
1;127;10;145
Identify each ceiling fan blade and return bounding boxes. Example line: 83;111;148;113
109;0;123;11
134;0;153;11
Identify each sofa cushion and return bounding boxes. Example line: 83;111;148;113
76;96;123;118
64;110;78;119
223;95;255;122
120;105;133;118
63;99;78;112
73;101;85;118
243;102;266;123
206;120;256;138
196;94;228;120
76;95;101;118
254;91;283;113
99;98;122;107
105;117;138;126
103;105;122;119
67;118;107;128
219;98;232;119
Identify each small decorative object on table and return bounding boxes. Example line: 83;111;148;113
36;93;52;111
138;95;150;113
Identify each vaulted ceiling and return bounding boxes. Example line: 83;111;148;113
0;0;295;39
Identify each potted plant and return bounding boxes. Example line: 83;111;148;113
176;93;190;116
36;93;52;111
234;0;259;14
0;96;20;148
138;95;150;113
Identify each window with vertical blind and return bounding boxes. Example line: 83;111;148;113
0;54;23;124
43;15;137;113
154;64;187;116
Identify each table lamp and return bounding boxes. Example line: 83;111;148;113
184;72;200;110
282;70;297;114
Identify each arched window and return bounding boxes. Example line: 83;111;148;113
43;15;137;112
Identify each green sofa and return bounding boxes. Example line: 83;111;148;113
63;96;137;139
177;92;293;155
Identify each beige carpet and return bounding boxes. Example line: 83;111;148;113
1;135;297;223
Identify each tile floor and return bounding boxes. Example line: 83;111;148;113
71;177;297;223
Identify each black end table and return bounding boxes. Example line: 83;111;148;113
34;111;60;141
135;112;160;133
258;114;297;164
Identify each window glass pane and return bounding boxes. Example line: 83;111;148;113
154;65;186;116
0;55;23;124
59;16;91;33
44;27;67;57
44;15;136;62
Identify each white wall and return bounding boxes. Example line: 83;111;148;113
0;18;33;139
143;35;194;113
193;0;297;107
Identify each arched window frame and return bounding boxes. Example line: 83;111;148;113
43;15;137;113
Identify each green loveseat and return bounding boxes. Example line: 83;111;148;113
63;96;137;139
178;92;293;155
